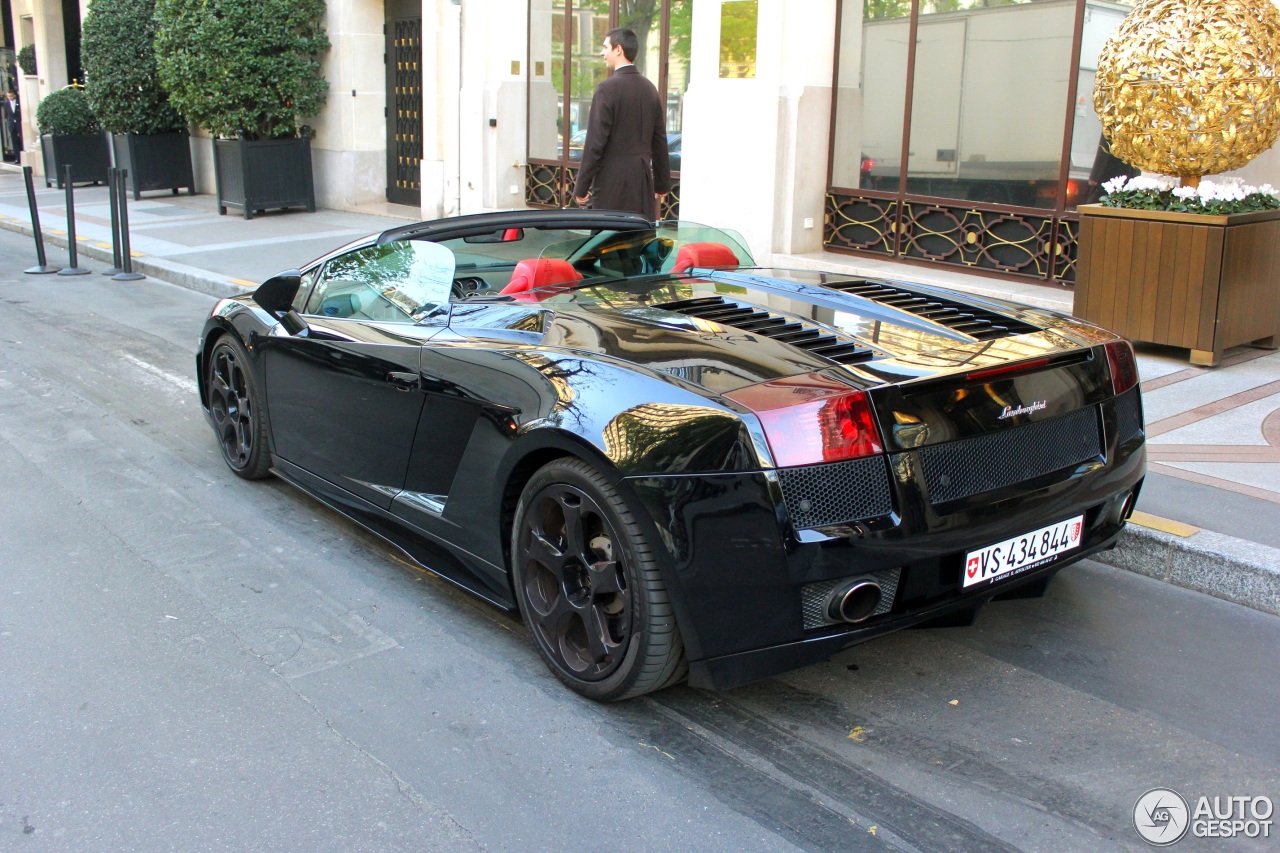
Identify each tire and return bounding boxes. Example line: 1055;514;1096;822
206;334;272;480
511;458;687;701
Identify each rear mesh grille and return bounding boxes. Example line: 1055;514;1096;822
655;296;873;364
777;456;893;528
801;567;901;630
1113;387;1144;444
917;406;1102;505
823;279;1040;341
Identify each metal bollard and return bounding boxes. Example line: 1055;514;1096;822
112;169;144;282
103;166;124;275
22;166;59;274
57;165;90;276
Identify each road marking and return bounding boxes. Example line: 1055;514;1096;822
122;353;198;396
1129;511;1200;537
229;278;258;287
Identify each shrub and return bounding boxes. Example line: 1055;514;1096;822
154;0;330;140
35;87;101;136
82;0;184;135
16;44;35;76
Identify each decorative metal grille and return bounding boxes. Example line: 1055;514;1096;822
824;192;899;258
526;160;680;219
392;18;423;200
525;160;565;207
659;182;680;220
824;190;1080;284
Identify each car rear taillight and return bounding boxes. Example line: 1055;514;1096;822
1104;340;1139;395
725;373;884;467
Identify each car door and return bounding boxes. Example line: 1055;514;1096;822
263;240;453;510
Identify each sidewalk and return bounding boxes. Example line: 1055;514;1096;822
2;166;1277;617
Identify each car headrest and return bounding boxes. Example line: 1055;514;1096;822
320;293;358;317
498;258;584;300
670;242;740;274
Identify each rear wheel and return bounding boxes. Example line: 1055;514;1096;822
511;458;686;701
206;335;272;479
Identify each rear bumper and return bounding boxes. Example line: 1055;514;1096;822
625;431;1145;691
684;533;1116;691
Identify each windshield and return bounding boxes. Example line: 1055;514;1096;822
417;219;754;305
528;220;753;287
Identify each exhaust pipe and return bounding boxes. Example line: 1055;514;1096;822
1120;489;1138;521
827;579;883;624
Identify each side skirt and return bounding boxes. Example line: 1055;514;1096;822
270;456;517;611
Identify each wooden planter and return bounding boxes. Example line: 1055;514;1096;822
41;132;111;187
111;132;195;199
1076;204;1280;366
213;135;315;220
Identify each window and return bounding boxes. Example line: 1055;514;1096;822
528;0;693;178
305;241;455;322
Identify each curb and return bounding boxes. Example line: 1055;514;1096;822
0;216;248;299
3;213;1277;619
1091;525;1280;616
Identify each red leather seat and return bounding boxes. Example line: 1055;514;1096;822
498;258;584;301
670;242;739;273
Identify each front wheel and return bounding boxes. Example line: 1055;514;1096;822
511;458;686;701
206;334;272;479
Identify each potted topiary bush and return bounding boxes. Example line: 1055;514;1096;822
16;44;36;77
36;86;111;188
82;0;194;199
154;0;329;218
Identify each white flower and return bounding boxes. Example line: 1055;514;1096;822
1172;185;1197;200
1101;175;1129;194
1127;174;1178;192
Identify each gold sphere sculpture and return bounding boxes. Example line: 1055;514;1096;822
1093;0;1280;178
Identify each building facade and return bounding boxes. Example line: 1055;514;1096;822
12;0;1280;282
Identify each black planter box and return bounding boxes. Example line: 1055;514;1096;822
112;132;195;199
214;135;316;219
41;132;111;187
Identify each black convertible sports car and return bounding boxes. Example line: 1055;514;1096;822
197;210;1145;701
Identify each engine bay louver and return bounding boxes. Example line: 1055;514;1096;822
655;296;874;365
823;279;1040;341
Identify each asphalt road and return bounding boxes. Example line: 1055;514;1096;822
1;229;1277;852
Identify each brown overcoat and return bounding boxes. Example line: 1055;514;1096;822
572;65;671;219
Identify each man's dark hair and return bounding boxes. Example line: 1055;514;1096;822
606;27;639;62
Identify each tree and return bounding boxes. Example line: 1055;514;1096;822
82;0;184;135
153;0;330;140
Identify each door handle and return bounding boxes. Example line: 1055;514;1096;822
387;370;419;390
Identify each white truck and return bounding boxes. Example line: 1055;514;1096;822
852;0;1132;207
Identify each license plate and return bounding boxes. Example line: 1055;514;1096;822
963;515;1084;588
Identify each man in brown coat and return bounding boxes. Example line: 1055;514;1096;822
572;27;671;219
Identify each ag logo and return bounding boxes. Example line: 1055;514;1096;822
1134;788;1190;846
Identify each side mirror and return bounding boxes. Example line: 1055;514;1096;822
254;270;303;317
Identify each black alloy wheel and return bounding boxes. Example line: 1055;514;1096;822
512;458;686;701
207;335;272;479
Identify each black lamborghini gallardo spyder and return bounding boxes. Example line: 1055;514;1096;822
197;210;1145;700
